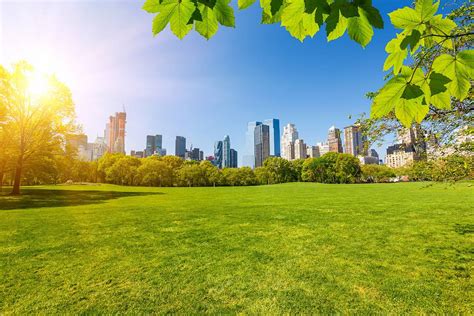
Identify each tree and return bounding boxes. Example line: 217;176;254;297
105;156;142;186
361;164;395;183
335;153;361;183
263;157;296;184
0;62;76;195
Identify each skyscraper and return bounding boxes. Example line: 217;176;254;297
306;145;320;158
317;142;330;156
175;136;186;158
328;126;343;153
243;121;262;168
263;118;281;157
145;134;163;157
222;135;231;168
281;123;299;160
106;112;126;154
230;149;238;168
294;139;306;159
344;125;367;156
214;140;223;168
254;124;270;167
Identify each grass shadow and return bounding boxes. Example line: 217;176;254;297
0;188;162;210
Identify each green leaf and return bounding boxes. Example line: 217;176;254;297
432;52;473;101
270;0;284;15
303;12;319;37
214;0;235;27
188;7;203;24
395;98;428;127
169;0;195;39
304;0;317;14
430;91;451;110
143;0;161;13
389;7;420;30
195;4;218;39
383;35;408;75
238;0;256;9
152;2;177;36
371;76;406;118
360;4;383;29
426;15;456;48
326;8;347;41
400;29;421;52
197;0;217;8
347;7;373;48
415;0;439;21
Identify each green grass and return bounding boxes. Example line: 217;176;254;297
1;182;473;313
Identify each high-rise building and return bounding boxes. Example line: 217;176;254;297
281;123;299;160
307;145;320;158
243;121;262;168
254;124;270;167
145;134;163;157
263;118;281;157
328;126;343;153
294;139;306;159
175;136;186;158
106;112;126;154
230;149;238;168
214;141;223;168
187;147;202;161
92;137;107;161
344;125;367;156
222;135;231;168
317;142;329;156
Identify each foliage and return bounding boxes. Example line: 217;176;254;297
0;62;76;194
361;164;396;183
371;0;473;128
143;0;383;44
301;152;361;184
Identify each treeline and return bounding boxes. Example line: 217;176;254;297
2;151;471;188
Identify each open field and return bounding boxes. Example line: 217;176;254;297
1;182;473;313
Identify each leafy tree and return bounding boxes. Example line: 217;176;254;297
254;166;271;185
0;62;76;195
263;157;296;184
361;164;395;183
137;157;168;186
290;158;305;182
335;153;361;183
105;156;142;186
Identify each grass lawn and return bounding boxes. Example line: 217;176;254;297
0;182;473;313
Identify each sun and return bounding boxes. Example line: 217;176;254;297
27;71;50;99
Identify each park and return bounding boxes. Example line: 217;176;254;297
1;182;472;313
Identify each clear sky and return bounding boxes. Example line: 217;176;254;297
1;0;426;163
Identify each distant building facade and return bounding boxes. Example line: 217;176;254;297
254;124;270;167
106;112;126;154
214;141;223;168
328;126;343;153
344;125;367;156
145;134;163;157
263;118;281;157
306;145;320;158
281;123;299;161
222;135;231;168
243;121;262;168
230;149;238;168
317;142;330;156
294;139;306;159
175;136;186;158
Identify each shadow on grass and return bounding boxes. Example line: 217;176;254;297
0;188;161;210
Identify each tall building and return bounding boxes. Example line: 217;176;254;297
230;149;238;168
344;125;367;156
281;123;299;160
263;118;281;157
214;140;223;168
328;126;343;153
145;134;163;157
243;121;262;168
317;142;329;156
359;149;380;165
307;145;320;158
222;135;231;168
175;136;186;158
106;112;126;154
294;139;306;159
92;137;107;161
386;128;426;168
254;124;270;167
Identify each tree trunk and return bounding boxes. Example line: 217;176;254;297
0;169;4;193
11;157;23;195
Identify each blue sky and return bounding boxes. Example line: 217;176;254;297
1;0;425;162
